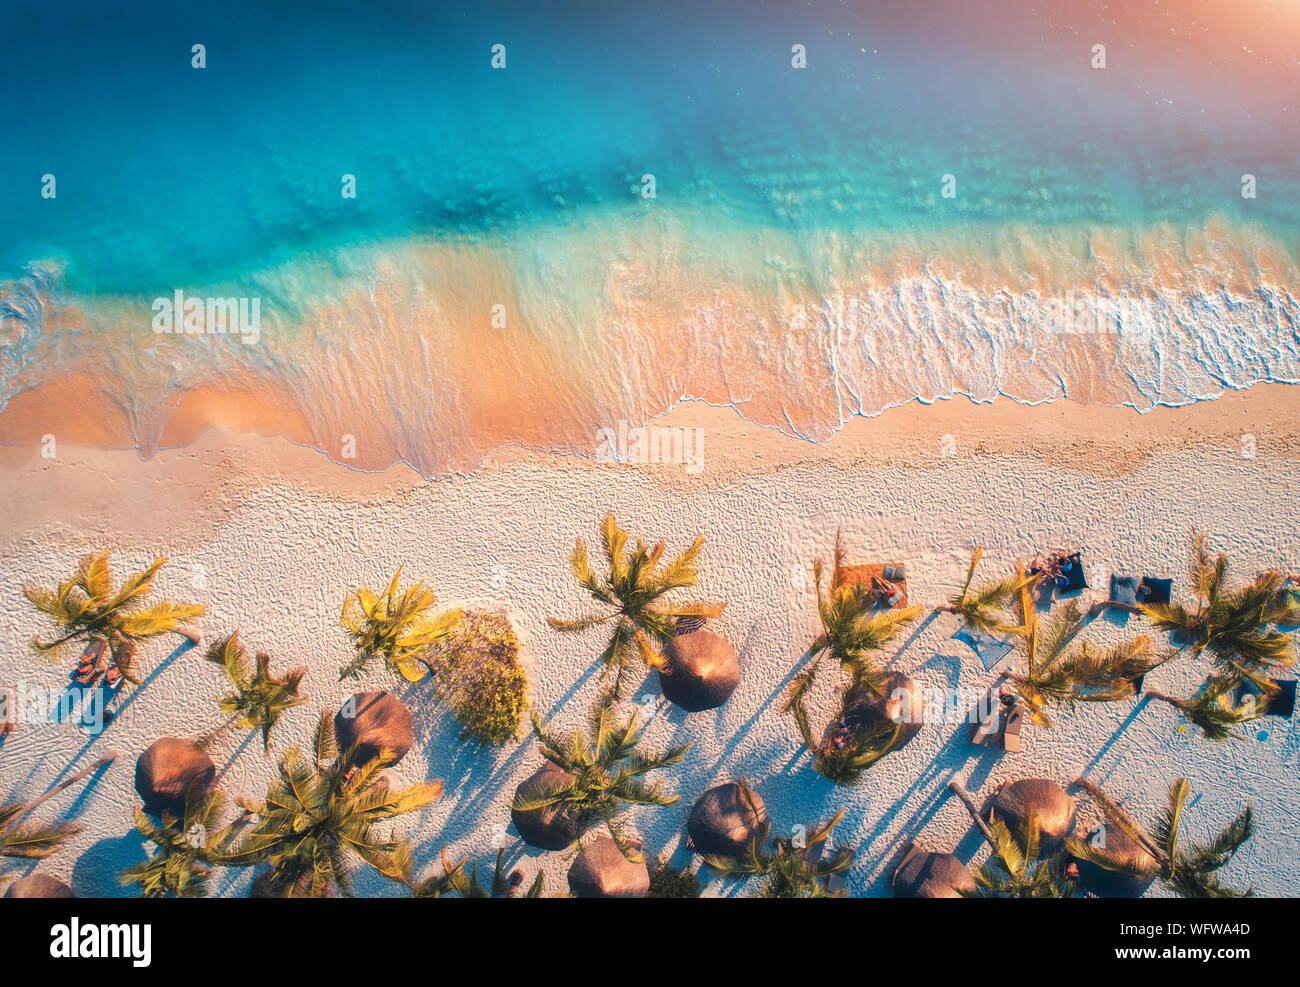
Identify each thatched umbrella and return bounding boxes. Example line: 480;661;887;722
889;841;975;898
135;737;215;817
687;782;769;858
659;630;740;712
4;873;75;898
1070;823;1158;898
567;837;650;898
992;779;1076;852
334;691;413;766
511;764;587;850
842;671;925;749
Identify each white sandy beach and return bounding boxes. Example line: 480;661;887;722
1;393;1298;897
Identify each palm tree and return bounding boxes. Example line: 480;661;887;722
801;531;921;692
947;781;1072;897
512;696;690;860
947;780;1075;898
1003;568;1166;727
1143;676;1265;741
119;785;242;898
202;632;306;753
936;546;1031;635
398;846;544;898
1068;776;1254;897
701;809;855;898
338;567;461;682
547;513;724;697
968;811;1077;898
783;671;908;786
1141;531;1296;695
1;752;117;866
23;550;204;684
223;712;442;897
783;534;922;785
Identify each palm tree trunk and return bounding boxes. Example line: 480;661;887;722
1072;776;1167;865
947;781;997;847
176;626;202;646
199;712;244;750
1143;690;1186;714
12;751;118;822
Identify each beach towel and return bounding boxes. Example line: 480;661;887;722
674;614;707;636
953;627;1015;670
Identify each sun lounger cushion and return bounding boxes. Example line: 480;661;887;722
1109;574;1139;605
1137;577;1172;606
1238;679;1296;719
953;627;1015;671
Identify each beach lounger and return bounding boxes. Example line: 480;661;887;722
1001;703;1026;753
73;637;110;686
969;681;1007;746
1089;572;1144;616
1109;574;1139;606
1057;552;1087;592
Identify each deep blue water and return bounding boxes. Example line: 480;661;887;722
3;0;1297;293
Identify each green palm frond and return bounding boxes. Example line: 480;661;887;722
224;711;441;897
516;695;688;856
339;567;461;682
23;550;203;665
548;513;723;697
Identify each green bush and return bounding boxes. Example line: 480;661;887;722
420;610;529;745
647;858;701;898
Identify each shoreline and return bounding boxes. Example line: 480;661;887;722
1;383;1297;550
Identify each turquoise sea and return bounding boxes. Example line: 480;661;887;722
1;0;1298;473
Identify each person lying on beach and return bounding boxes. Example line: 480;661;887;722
871;574;904;608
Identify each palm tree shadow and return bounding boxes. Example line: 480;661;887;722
71;831;148;897
212;731;258;786
106;638;194;725
1076;699;1150;780
888;609;943;665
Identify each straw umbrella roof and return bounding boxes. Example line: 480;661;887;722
844;671;925;749
687;782;770;858
992;778;1077;851
890;843;975;898
511;764;587;850
334;691;413;766
4;873;75;898
134;737;215;817
567;837;650;898
659;630;740;712
1070;823;1159;898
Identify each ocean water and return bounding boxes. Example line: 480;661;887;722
2;0;1298;474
